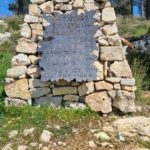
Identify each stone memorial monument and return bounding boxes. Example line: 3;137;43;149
4;0;136;114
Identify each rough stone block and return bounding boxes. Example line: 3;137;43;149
95;81;113;91
63;95;79;101
53;87;77;95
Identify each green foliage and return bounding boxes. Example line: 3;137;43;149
4;15;23;31
130;58;149;99
117;17;150;37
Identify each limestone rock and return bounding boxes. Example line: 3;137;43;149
98;37;109;46
31;0;45;4
27;65;41;77
93;61;104;80
110;60;132;78
29;79;50;88
78;81;94;96
20;23;31;38
95;81;113;91
30;87;51;98
113;90;136;113
24;15;39;23
0;32;11;44
85;92;112;113
105;77;121;83
35;95;62;107
114;83;121;90
93;12;101;22
40;1;54;13
73;0;84;8
5;79;31;100
63;95;79;101
100;46;124;61
32;28;44;36
122;85;136;92
54;79;70;86
8;130;18;138
121;78;135;86
102;7;116;22
5;78;15;84
2;143;12;150
108;34;122;46
16;38;37;54
60;5;72;11
40;130;53;143
84;1;100;10
64;102;86;109
23;128;35;137
113;116;150;136
29;4;41;16
7;66;27;78
54;0;69;3
107;90;116;100
12;54;30;66
5;98;28;106
18;145;28;150
94;132;110;141
28;55;39;64
53;87;77;95
102;23;118;35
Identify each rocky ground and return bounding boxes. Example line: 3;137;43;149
0;101;150;150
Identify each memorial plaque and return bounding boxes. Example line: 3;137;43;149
38;11;98;82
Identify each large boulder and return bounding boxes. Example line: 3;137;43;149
85;92;112;113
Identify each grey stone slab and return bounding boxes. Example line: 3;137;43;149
38;11;98;82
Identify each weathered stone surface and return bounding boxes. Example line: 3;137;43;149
20;23;31;38
121;78;135;86
63;95;79;101
107;90;116;100
28;55;39;64
4;79;31;100
40;1;54;13
24;15;39;23
114;83;121;90
102;23;118;35
12;54;31;66
29;4;41;16
16;38;37;54
54;0;69;3
95;81;113;91
27;65;41;77
31;0;45;4
7;66;27;78
110;60;132;78
32;28;44;36
53;87;77;95
78;81;94;96
5;97;28;106
98;37;109;46
84;1;100;10
85;92;112;113
122;85;136;92
73;0;84;8
100;46;124;61
29;79;50;88
108;34;122;46
102;7;116;22
113;116;150;136
93;12;101;22
64;102;86;109
5;78;15;84
0;32;11;44
93;61;104;80
35;95;62;107
113;90;136;113
94;30;103;38
40;130;53;143
30;87;51;98
60;5;72;11
105;77;121;83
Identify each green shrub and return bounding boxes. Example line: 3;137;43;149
117;17;150;37
131;58;149;99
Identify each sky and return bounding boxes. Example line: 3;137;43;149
0;0;140;17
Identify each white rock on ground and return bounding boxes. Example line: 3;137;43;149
23;128;35;137
0;32;11;44
40;130;53;143
8;130;18;139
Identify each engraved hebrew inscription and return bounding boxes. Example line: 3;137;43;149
38;11;98;82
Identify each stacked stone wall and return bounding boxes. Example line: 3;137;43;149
4;0;136;114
